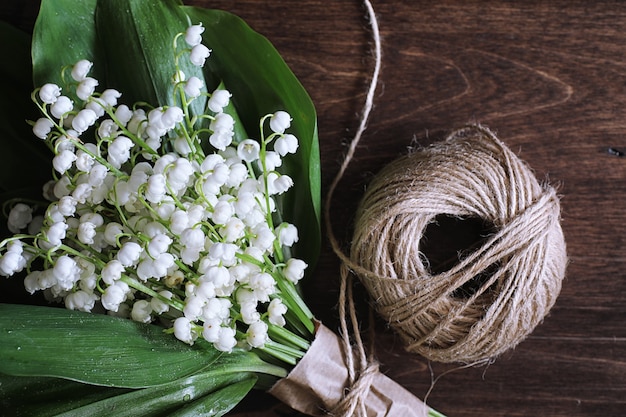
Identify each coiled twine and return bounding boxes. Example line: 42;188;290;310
350;125;567;363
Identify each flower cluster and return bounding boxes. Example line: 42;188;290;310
0;23;311;356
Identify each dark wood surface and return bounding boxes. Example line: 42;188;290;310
2;1;625;416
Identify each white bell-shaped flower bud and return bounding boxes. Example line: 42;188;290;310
101;260;125;285
52;255;81;291
277;223;299;247
77;222;97;244
225;163;248;188
71;59;93;82
151;290;172;314
103;222;125;246
101;281;130;312
240;300;260;324
117;241;142;267
57;196;77;217
269;111;291;134
274;134;299;156
72;108;98;133
145;174;167;203
50;96;74;119
183;294;206;320
107;136;134;168
220;217;245;242
7;203;33;233
246;321;269;348
214;326;237;352
100;89;122;108
260;151;282;172
249;272;276;302
211;200;233;225
283;258;308;283
76;77;99;101
162;106;184;129
189;43;211;67
184;76;204;98
207;89;231;113
268;298;288;326
251;224;275;252
39;83;62;104
52;149;77;174
75;149;95;173
147;233;172;258
202;318;221;343
115;104;133;126
173;137;193;156
65;290;98;312
0;251;24;277
184;23;205;46
33;117;54;139
131;300;152;323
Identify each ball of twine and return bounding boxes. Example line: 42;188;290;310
349;124;567;363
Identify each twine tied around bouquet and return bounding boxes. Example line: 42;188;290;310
324;0;567;414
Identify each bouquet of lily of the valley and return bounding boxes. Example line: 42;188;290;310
0;1;445;416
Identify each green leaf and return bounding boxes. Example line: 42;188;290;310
182;6;321;269
0;303;222;388
0;22;51;195
32;0;103;97
54;371;255;417
94;0;206;116
0;374;130;417
168;375;257;417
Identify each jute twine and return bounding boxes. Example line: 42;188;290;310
325;1;566;415
348;125;567;364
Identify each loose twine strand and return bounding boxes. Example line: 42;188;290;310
324;0;382;416
324;1;566;415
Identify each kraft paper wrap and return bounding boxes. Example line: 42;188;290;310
269;323;430;417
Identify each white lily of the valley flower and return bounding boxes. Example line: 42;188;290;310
184;76;204;98
32;117;54;139
7;203;33;233
76;77;99;101
72;108;98;133
50;96;74;119
283;258;308;284
207;89;231;113
184;23;205;46
246;320;269;348
274;134;299;156
269;110;291;134
237;139;260;162
71;59;93;82
131;300;152;323
215;326;237;352
189;43;211;66
39;83;61;104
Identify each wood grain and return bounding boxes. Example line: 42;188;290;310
2;1;625;416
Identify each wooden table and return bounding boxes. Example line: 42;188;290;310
1;1;624;416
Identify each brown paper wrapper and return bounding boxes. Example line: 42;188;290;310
269;323;430;417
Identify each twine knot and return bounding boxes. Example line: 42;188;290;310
330;360;380;417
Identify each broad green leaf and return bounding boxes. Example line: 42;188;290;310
168;376;257;417
32;0;103;97
0;374;130;417
1;371;255;417
0;22;51;195
183;6;321;269
94;0;206;117
54;371;255;417
0;303;222;388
